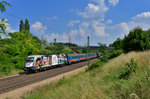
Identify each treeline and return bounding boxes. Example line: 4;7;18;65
49;42;78;47
98;27;150;63
110;27;150;52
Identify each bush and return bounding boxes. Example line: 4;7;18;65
87;60;104;71
126;58;137;73
110;49;123;59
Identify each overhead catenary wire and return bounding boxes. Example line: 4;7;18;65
4;12;61;33
3;0;89;44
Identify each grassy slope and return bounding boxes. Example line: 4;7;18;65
23;51;150;99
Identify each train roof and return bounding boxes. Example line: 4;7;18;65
28;55;44;57
66;53;96;55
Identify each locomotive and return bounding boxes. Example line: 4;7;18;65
24;52;102;72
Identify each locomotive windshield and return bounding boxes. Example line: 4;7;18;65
26;57;34;62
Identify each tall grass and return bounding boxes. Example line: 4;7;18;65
23;51;150;99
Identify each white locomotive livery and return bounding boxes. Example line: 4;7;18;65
24;54;67;71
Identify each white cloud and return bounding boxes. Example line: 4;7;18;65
120;12;150;31
67;0;123;45
67;20;80;27
78;21;90;38
128;21;150;31
69;29;78;37
79;28;85;37
45;32;68;42
108;22;130;37
106;19;112;24
79;21;90;28
41;16;58;21
6;23;17;33
78;0;108;20
132;12;150;23
31;21;47;35
118;23;130;32
108;0;119;6
92;20;109;37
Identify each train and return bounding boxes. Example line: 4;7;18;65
24;52;102;72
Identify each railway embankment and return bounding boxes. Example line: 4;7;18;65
0;59;97;99
22;51;150;99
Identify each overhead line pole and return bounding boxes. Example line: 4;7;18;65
54;38;56;54
87;36;90;67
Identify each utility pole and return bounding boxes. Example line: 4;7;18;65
87;36;90;67
41;32;44;40
68;36;71;46
54;38;56;47
54;38;56;53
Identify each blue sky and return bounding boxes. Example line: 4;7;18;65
1;0;150;46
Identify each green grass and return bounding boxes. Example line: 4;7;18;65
23;51;150;99
0;68;24;78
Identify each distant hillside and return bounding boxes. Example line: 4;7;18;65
24;51;150;99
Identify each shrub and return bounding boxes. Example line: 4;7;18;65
87;60;104;71
110;49;123;59
126;58;137;73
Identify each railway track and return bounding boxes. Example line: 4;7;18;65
0;59;96;94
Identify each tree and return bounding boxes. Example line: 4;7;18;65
0;1;11;35
41;39;49;48
123;27;150;52
19;20;24;32
98;43;107;52
98;43;110;62
24;19;30;32
19;19;30;32
110;38;123;50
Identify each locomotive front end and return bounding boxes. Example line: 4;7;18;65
24;56;36;71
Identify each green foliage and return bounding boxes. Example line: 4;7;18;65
98;43;111;62
110;49;123;59
0;1;11;35
101;50;111;63
110;27;150;53
19;19;30;32
107;66;150;99
0;54;14;75
19;20;24;32
109;38;123;50
0;19;8;35
87;60;104;71
0;30;42;75
105;58;137;81
81;49;87;53
123;27;150;52
126;58;137;73
0;1;11;12
56;77;70;86
104;68;131;82
38;48;52;55
45;43;75;54
41;39;49;48
25;19;30;32
98;42;107;52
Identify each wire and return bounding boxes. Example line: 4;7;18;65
4;12;61;33
5;12;22;20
